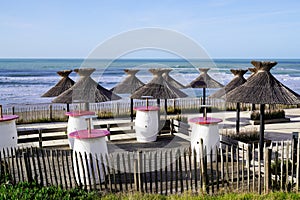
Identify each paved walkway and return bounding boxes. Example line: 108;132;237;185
17;108;300;149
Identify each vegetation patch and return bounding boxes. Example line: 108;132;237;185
251;109;286;120
221;127;259;144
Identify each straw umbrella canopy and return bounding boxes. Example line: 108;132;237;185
186;68;223;116
42;70;75;111
210;69;248;133
248;67;258;111
42;70;75;97
110;69;144;94
162;68;185;89
110;69;145;121
210;69;247;99
52;68;121;108
131;68;187;112
226;61;300;153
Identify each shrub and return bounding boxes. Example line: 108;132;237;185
251;109;285;120
221;127;259;143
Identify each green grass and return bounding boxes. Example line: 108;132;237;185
2;182;300;200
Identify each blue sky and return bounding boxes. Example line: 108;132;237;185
0;0;299;58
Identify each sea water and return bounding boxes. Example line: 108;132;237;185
0;58;300;108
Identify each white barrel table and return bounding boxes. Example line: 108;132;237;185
69;129;110;184
134;106;159;142
189;117;222;162
0;115;19;151
65;111;96;149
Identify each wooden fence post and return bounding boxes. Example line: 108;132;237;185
49;105;53;121
38;129;42;148
265;148;272;194
138;151;143;192
296;137;300;192
23;151;33;182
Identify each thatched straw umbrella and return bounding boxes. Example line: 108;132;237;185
210;69;248;133
42;70;75;97
53;68;121;109
248;67;258;111
186;68;223;116
226;61;300;154
110;69;145;121
162;69;185;89
111;69;144;94
42;70;75;111
131;68;187;112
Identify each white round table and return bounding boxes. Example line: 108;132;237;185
69;129;110;184
0;115;19;153
189;117;222;162
134;106;159;142
65;111;96;149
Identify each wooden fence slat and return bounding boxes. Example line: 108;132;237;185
116;153;122;192
65;150;73;189
210;148;214;194
36;148;43;185
285;141;290;192
79;152;87;189
15;148;21;183
137;151;143;192
236;145;239;191
74;151;80;187
170;150;173;194
242;145;244;192
51;150;59;186
122;153;128;191
231;145;234;189
84;152;91;189
193;148;198;192
143;153;147;193
175;150;179;193
220;147;224;188
154;151;158;193
258;143;261;194
40;149;48;186
95;154;102;191
252;143;256;192
57;150;63;187
100;154;109;190
134;157;138;191
297;138;300;191
19;148;25;182
178;149;184;193
149;152;153;193
164;151;168;195
247;146;250;192
216;146;219;191
10;148;16;184
188;148;192;192
127;152;133;190
89;153;96;190
225;145;229;188
183;149;188;191
281;141;284;191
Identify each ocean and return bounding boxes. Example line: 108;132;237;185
1;58;300;108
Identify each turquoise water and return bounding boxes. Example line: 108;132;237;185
0;58;299;107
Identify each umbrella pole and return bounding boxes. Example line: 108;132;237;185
202;88;206;117
259;104;265;157
67;103;70;112
252;103;255;111
157;99;161;134
165;99;168;114
236;102;240;134
130;98;133;122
